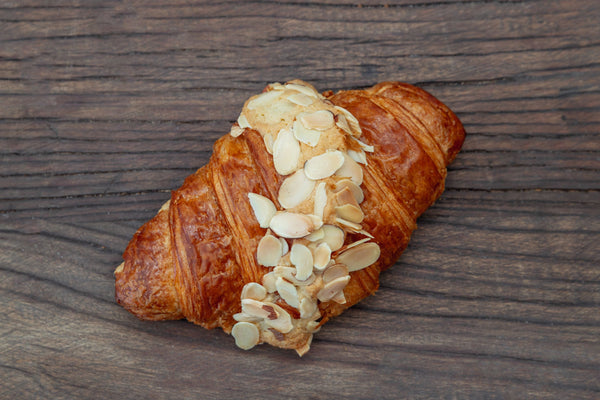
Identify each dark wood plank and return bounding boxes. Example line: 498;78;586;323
1;0;599;399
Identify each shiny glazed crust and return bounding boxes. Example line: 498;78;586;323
114;81;465;351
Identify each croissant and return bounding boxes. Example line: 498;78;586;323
114;80;465;355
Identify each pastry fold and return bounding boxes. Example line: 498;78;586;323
115;80;465;354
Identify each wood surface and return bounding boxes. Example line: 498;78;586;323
1;0;599;399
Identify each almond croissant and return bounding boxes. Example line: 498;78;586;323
114;80;465;355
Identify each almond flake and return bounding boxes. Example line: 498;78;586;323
305;227;324;242
241;282;267;301
331;291;347;304
353;137;374;152
335;113;353;135
247;90;282;110
263;133;274;154
299;297;318;319
273;266;316;286
293;119;321;147
269;211;316;238
345;237;371;250
317;275;350;302
233;312;263;323
230;125;245;138
278;169;315;209
264;303;293;333
237;113;251;129
248;193;277;228
256;233;283;267
262;272;277;293
241;299;271;319
323;263;349;283
336;242;381;272
286;92;314;106
275;277;299;309
313;242;332;271
290;243;314;281
335;203;364;224
231;321;260;350
335;152;363;185
285;83;319;98
335;217;362;232
299;110;335;131
313;182;327;220
273;128;300;175
334;187;360;208
334;106;362;136
304;150;345;180
334;179;364;204
321;225;345;251
279;238;289;256
348;149;367;165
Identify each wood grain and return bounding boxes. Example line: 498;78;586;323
1;0;599;399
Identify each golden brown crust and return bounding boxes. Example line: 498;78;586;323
114;80;465;350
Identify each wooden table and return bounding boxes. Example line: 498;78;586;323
2;1;598;398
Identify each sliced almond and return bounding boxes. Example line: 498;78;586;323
273;266;316;286
345;237;371;250
334;106;362;136
264;303;293;333
262;271;277;293
275;277;299;309
285;83;319;98
305;227;324;242
335;113;353;135
334;187;360;208
286;92;314;106
336;242;381;272
279;238;289;256
229;125;245;138
299;297;318;319
241;298;271;319
233;312;263;323
299;110;335;131
278;169;315;209
334;179;364;204
290;243;314;281
231;321;260;350
353;137;374;152
267;82;285;91
304;150;345;180
317;275;350;302
313;242;332;271
313;182;328;220
273;128;300;176
306;214;324;230
293;119;321;147
247;90;282;110
331;291;347;304
348;149;367;165
241;282;267;301
335;152;363;185
269;211;316;238
256;233;283;267
248;193;277;228
237;113;251;129
336;217;362;232
323;263;349;283
335;203;364;224
321;225;345;251
263;133;274;154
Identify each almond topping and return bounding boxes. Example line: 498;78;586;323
231;322;260;350
305;227;325;242
323;263;349;283
262;272;277;293
335;203;364;224
313;242;332;271
237;113;251;129
353;137;374;152
286;92;314;106
335;113;353;135
331;291;347;304
272;128;300;176
313;182;328;220
279;238;289;256
290;243;314;281
334;106;362;136
230;125;244;138
256;232;283;267
321;224;345;251
275;277;299;309
299;110;335;131
334;179;364;204
299;297;318;319
348;149;367;165
285;83;319;98
336;242;381;272
264;303;293;333
335;217;362;232
304;150;345;180
335;152;363;185
241;299;271;319
241;282;267;301
344;237;372;250
263;133;274;154
247;90;282;110
248;193;277;228
273;266;316;286
269;211;316;239
293;119;321;147
278;169;315;209
317;275;351;302
233;312;262;323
